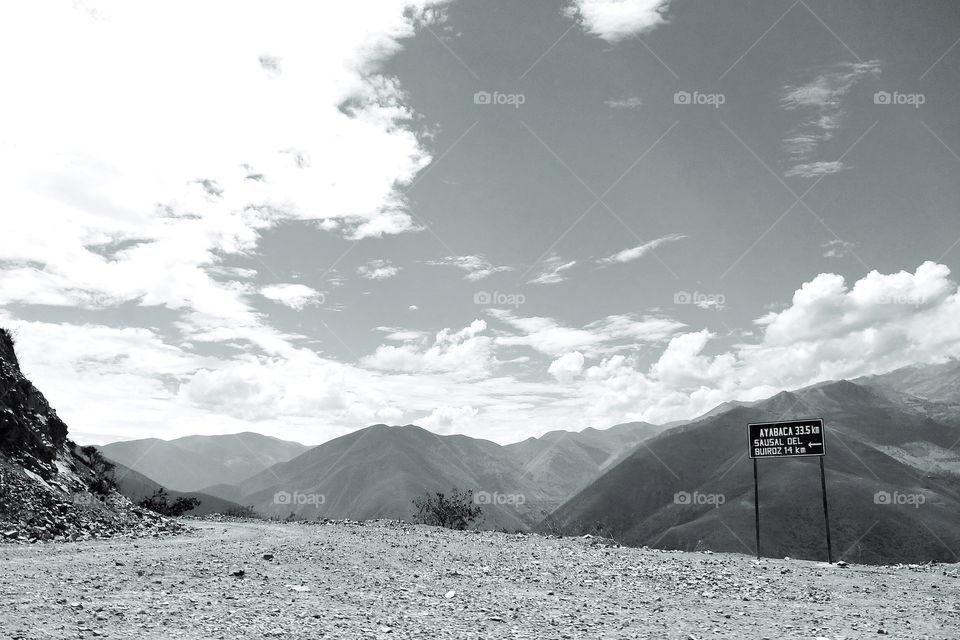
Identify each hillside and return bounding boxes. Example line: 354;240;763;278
233;424;547;529
226;421;664;529
0;328;180;542
99;432;309;492
542;380;960;564
504;421;665;500
109;461;247;517
856;359;960;426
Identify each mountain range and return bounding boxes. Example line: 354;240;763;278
94;357;960;563
99;433;310;492
103;421;663;529
542;371;960;564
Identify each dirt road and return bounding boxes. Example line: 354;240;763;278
1;518;957;639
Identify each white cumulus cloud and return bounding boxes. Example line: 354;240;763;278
260;284;324;310
565;0;671;42
548;351;585;383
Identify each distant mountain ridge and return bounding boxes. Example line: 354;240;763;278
98;432;310;492
109;461;247;517
200;421;659;530
93;358;960;562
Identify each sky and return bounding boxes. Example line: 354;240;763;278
1;0;959;446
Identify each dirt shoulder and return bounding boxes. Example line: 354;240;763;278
1;519;957;639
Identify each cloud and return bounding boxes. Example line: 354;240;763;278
822;239;858;258
781;61;880;175
376;327;429;343
260;284;324;310
357;259;400;280
783;161;848;178
491;311;684;357
528;256;577;284
362;320;494;377
598;233;685;264
258;54;282;77
604;96;644;110
565;0;671;42
425;255;513;281
420;405;479;433
6;263;958;446
548;351;585;383
578;261;960;424
0;1;440;346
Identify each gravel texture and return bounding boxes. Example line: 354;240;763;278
1;518;958;639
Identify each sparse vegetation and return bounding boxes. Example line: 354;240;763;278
222;505;258;518
79;445;117;495
138;488;201;517
412;488;482;530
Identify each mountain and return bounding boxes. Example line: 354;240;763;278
504;421;666;502
109;461;247;517
98;432;309;492
855;359;960;426
858;359;960;404
541;379;960;564
233;424;540;529
227;421;663;529
0;328;179;541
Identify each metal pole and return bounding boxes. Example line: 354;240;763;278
753;458;760;561
819;456;833;564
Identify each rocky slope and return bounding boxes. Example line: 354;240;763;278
0;328;182;543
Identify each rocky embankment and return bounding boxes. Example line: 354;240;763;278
0;328;183;543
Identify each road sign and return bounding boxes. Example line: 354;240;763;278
748;418;825;458
748;417;832;563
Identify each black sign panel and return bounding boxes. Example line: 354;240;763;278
748;418;825;459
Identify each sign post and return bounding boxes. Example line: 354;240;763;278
753;458;760;561
748;418;831;563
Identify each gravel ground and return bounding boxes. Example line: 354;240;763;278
1;518;958;639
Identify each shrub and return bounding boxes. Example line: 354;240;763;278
138;488;200;517
79;445;116;495
222;505;258;518
412;488;482;530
